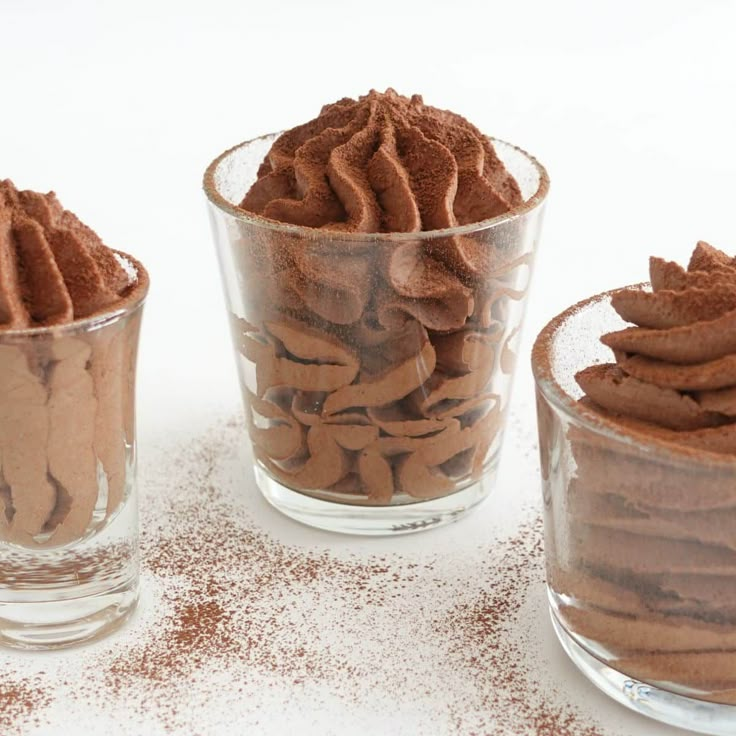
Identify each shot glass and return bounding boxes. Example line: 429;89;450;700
0;265;148;649
532;288;736;735
205;134;548;535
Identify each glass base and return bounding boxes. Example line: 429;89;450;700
550;609;736;736
255;464;493;535
0;581;138;650
0;496;139;650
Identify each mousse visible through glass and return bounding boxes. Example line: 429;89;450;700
0;179;148;648
208;90;547;519
535;241;736;711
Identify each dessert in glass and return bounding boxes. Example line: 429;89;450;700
206;89;548;534
0;180;148;648
533;241;736;734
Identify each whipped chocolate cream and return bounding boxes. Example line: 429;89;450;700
0;180;139;329
576;241;736;450
0;180;147;548
226;90;533;503
240;88;523;232
554;242;736;702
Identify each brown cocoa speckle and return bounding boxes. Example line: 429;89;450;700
0;676;50;735
0;417;607;735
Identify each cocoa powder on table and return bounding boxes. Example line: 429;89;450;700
0;676;50;735
0;417;605;735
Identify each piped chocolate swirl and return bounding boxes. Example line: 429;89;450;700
240;88;523;233
0;181;147;548
0;179;144;330
576;241;736;450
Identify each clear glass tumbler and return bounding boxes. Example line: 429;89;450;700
205;134;548;535
0;267;147;649
533;288;736;735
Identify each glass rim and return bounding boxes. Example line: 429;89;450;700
0;251;149;339
531;285;736;469
202;132;550;241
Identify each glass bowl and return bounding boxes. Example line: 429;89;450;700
533;287;736;735
205;133;548;535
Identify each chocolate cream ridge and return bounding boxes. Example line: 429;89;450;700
229;89;532;502
239;88;523;232
558;241;736;702
576;241;736;454
0;181;148;548
0;179;147;330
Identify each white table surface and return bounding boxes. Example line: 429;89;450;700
1;1;735;733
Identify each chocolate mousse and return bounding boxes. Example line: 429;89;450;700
577;242;736;448
0;180;148;548
240;89;523;230
555;241;736;702
228;89;534;503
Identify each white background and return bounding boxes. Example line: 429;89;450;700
2;1;735;734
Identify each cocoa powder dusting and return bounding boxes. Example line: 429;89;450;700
0;676;50;735
0;417;609;735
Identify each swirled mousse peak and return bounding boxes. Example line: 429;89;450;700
576;241;736;452
0;179;144;331
239;88;524;232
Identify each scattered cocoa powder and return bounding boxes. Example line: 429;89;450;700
0;416;609;735
0;676;50;735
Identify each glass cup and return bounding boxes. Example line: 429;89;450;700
0;266;148;649
205;133;548;535
532;288;736;735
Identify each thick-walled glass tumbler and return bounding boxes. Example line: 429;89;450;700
533;289;736;735
206;134;548;535
0;277;147;649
